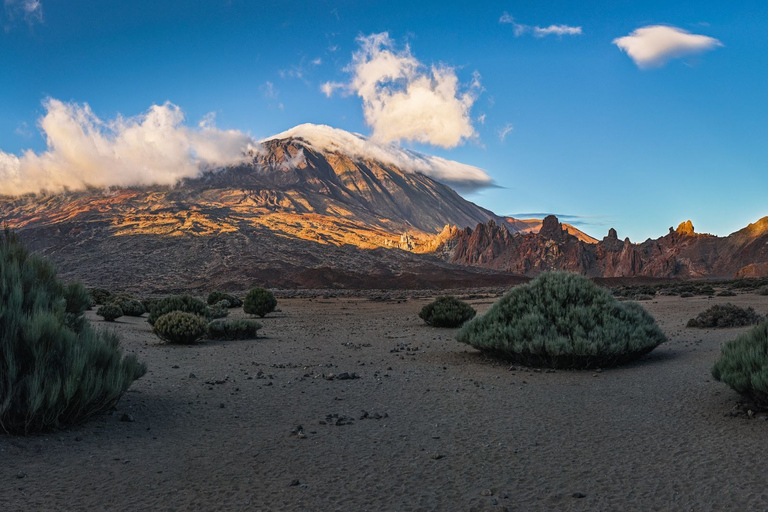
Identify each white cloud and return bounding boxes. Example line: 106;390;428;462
613;25;722;68
498;123;513;142
266;123;492;190
500;12;581;38
261;81;278;99
323;32;479;149
477;114;486;125
0;99;258;196
320;81;344;97
312;57;322;66
4;0;42;24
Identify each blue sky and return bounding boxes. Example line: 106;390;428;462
1;0;767;241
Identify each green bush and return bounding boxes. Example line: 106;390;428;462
712;321;768;408
207;300;230;319
147;294;211;325
686;303;764;328
89;287;112;305
207;291;243;308
244;287;277;318
456;272;667;369
140;297;159;312
717;290;737;297
418;296;476;327
206;319;262;340
0;230;146;434
152;311;208;344
108;294;145;317
97;304;123;322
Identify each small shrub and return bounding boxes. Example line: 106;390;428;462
717;290;737;297
712;321;768;408
97;304;123;322
680;292;694;298
0;230;145;434
207;319;262;340
207;291;243;308
456;272;666;369
140;297;159;312
686;303;764;328
152;311;208;344
758;286;768;296
244;287;277;318
90;287;112;305
147;295;211;325
108;294;145;317
418;296;476;327
207;300;230;319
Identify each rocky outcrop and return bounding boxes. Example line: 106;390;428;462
438;215;768;279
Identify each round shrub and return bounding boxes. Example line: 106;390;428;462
0;230;145;434
712;321;768;408
89;287;112;305
108;295;145;317
244;287;277;318
207;300;230;319
686;303;764;328
759;286;768;296
152;311;208;344
456;272;667;369
207;291;243;308
419;296;476;327
97;304;123;322
207;319;262;340
717;290;737;297
147;294;211;325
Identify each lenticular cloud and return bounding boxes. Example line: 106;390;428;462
0;99;258;196
613;25;722;68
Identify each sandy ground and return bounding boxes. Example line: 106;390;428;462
3;291;768;511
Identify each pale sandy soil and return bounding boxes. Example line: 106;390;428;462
3;291;768;511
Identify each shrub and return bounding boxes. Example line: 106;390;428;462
207;291;243;308
759;286;768;296
418;296;476;327
680;292;694;298
140;297;159;312
147;294;211;325
89;287;112;305
712;321;768;408
244;287;277;318
207;300;230;319
0;230;146;434
455;272;667;369
97;304;123;322
686;303;764;328
152;311;208;344
206;319;262;340
108;294;145;317
717;290;737;297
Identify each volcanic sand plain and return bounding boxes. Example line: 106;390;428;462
3;290;768;511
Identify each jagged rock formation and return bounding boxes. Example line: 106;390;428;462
439;215;768;278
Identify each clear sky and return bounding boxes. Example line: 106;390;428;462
1;0;766;241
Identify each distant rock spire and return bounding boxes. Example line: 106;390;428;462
676;220;695;235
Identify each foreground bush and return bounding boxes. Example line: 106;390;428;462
244;287;277;318
712;321;768;408
97;304;123;322
108;294;145;317
147;295;210;325
152;311;208;344
0;230;146;434
686;303;764;328
207;319;262;340
419;296;476;327
207;291;243;308
456;272;667;369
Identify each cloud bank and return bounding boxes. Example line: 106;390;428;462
613;25;722;68
0;99;258;196
267;123;492;191
321;32;480;149
499;13;582;38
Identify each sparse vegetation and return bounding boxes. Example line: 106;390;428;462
147;294;211;325
418;296;476;327
97;303;123;322
207;300;230;319
89;287;112;305
686;303;764;328
456;272;667;369
0;230;145;434
108;294;146;317
152;311;208;344
207;291;243;308
206;319;262;340
244;287;277;318
712;321;768;409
